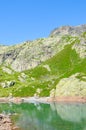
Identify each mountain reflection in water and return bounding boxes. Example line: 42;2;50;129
0;102;86;130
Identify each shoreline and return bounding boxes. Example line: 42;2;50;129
0;96;86;104
0;114;19;130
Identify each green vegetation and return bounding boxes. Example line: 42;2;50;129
81;32;86;38
0;34;86;97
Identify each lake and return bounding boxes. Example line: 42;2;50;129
0;102;86;130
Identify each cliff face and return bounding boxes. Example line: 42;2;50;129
0;25;86;97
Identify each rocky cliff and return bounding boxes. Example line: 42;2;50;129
0;25;86;97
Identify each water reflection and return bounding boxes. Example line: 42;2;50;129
50;103;86;122
0;102;86;130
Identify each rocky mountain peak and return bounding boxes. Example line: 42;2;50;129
50;24;86;36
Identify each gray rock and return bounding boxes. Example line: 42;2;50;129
50;24;86;37
55;73;86;96
1;81;15;88
0;24;86;72
2;67;13;74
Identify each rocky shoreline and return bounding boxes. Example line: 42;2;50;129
0;114;19;130
0;96;86;104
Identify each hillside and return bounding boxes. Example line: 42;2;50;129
0;25;86;97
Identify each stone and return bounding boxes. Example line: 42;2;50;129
50;89;55;98
2;67;13;74
1;81;15;88
55;73;86;96
43;64;51;71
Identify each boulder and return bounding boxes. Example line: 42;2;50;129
55;73;86;96
1;81;15;88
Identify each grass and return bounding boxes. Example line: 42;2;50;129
0;35;86;97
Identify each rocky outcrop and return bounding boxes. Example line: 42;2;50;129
0;39;57;71
1;81;15;88
72;38;86;58
50;24;86;37
0;24;86;72
55;73;86;96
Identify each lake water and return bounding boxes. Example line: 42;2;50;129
0;102;86;130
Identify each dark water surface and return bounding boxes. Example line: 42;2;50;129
0;102;86;130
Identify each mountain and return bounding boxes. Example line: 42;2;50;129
0;25;86;97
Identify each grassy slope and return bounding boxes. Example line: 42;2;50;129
0;36;86;97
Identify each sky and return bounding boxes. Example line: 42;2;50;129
0;0;86;45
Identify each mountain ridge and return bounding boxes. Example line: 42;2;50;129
0;24;86;97
50;24;86;36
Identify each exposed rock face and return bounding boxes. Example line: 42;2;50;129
55;73;86;96
0;24;86;72
0;39;58;72
72;38;86;58
50;24;86;36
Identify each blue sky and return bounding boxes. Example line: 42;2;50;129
0;0;86;45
